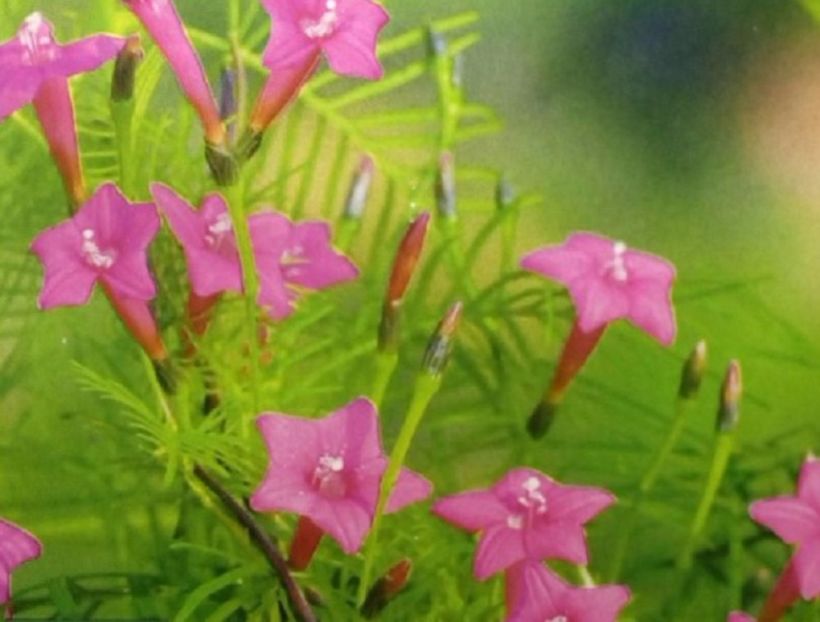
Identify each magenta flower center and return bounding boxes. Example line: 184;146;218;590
300;0;340;40
601;241;629;283
18;13;56;65
507;476;549;529
80;229;117;269
311;454;348;498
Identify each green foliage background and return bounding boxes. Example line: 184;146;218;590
0;0;819;619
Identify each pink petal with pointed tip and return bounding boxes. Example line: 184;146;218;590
520;246;593;287
256;413;323;473
0;519;42;605
626;280;677;345
749;498;819;543
564;583;631;622
322;397;382;466
31;222;97;309
386;468;432;513
262;19;320;70
433;490;511;532
0;67;41;119
798;457;820;512
793;539;820;599
101;253;157;301
151;183;205;250
545;484;616;523
574;277;630;333
474;524;526;579
728;612;756;622
312;497;372;554
524;521;589;565
284;221;359;289
57;34;125;75
323;0;389;80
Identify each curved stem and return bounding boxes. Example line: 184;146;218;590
192;465;316;622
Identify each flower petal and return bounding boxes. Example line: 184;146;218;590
432;490;510;531
283;221;359;289
0;519;42;605
151;183;206;251
798;457;820;513
524;521;589;565
101;252;157;301
626;280;677;346
0;67;41;120
31;221;97;309
520;246;594;287
546;483;616;523
474;523;526;579
749;498;819;544
311;497;372;554
386;467;432;513
57;34;125;75
573;277;629;333
793;538;820;599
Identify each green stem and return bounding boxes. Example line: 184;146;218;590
608;397;693;580
110;98;135;195
358;372;441;605
677;430;737;569
224;178;262;435
576;565;595;587
370;351;399;408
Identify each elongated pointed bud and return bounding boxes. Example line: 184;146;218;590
717;359;742;432
678;339;707;399
219;67;237;142
344;156;375;221
361;559;412;618
378;213;431;351
422;302;463;377
436;152;457;220
111;34;143;102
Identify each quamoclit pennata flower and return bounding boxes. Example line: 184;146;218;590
0;13;124;203
245;0;390;147
249;210;359;321
123;0;223;144
250;398;431;567
520;232;677;436
750;455;820;600
433;467;615;580
0;519;42;607
505;561;630;622
727;613;755;622
31;183;166;361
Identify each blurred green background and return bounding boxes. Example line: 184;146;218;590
2;0;820;618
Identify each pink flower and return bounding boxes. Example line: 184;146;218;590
0;518;42;605
0;13;124;203
124;0;223;143
31;182;159;309
505;562;630;622
750;456;820;599
249;211;358;320
261;0;390;80
150;183;242;297
521;232;677;345
432;467;615;579
250;397;432;555
727;613;756;622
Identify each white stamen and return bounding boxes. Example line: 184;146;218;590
318;454;344;472
546;617;568;622
301;1;339;39
605;240;629;282
18;13;55;64
517;476;548;514
506;515;523;530
80;229;116;269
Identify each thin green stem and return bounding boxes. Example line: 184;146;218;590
358;373;441;605
608;398;693;580
370;351;399;408
677;430;737;569
110;98;134;195
224;178;262;435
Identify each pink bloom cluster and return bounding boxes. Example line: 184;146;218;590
433;468;630;621
251;398;431;555
152;184;358;321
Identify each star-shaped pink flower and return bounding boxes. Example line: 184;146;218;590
261;0;390;79
250;398;431;554
0;518;42;606
505;561;630;622
249;211;358;321
521;232;677;345
750;456;820;599
31;183;159;309
151;183;242;297
727;613;755;622
433;467;615;579
0;12;123;120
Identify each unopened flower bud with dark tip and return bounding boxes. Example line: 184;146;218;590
378;213;431;351
679;339;708;399
717;359;742;432
422;302;463;377
436;151;457;220
111;34;143;102
344;156;375;221
361;558;412;618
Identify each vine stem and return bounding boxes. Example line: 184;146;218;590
192;465;317;622
358;373;441;605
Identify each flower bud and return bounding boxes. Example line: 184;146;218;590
436;152;457;220
344;156;375;221
428;29;447;58
378;213;431;351
219;66;237;123
678;339;707;399
361;558;412;618
421;302;463;377
110;34;143;102
205;140;238;187
717;359;742;432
